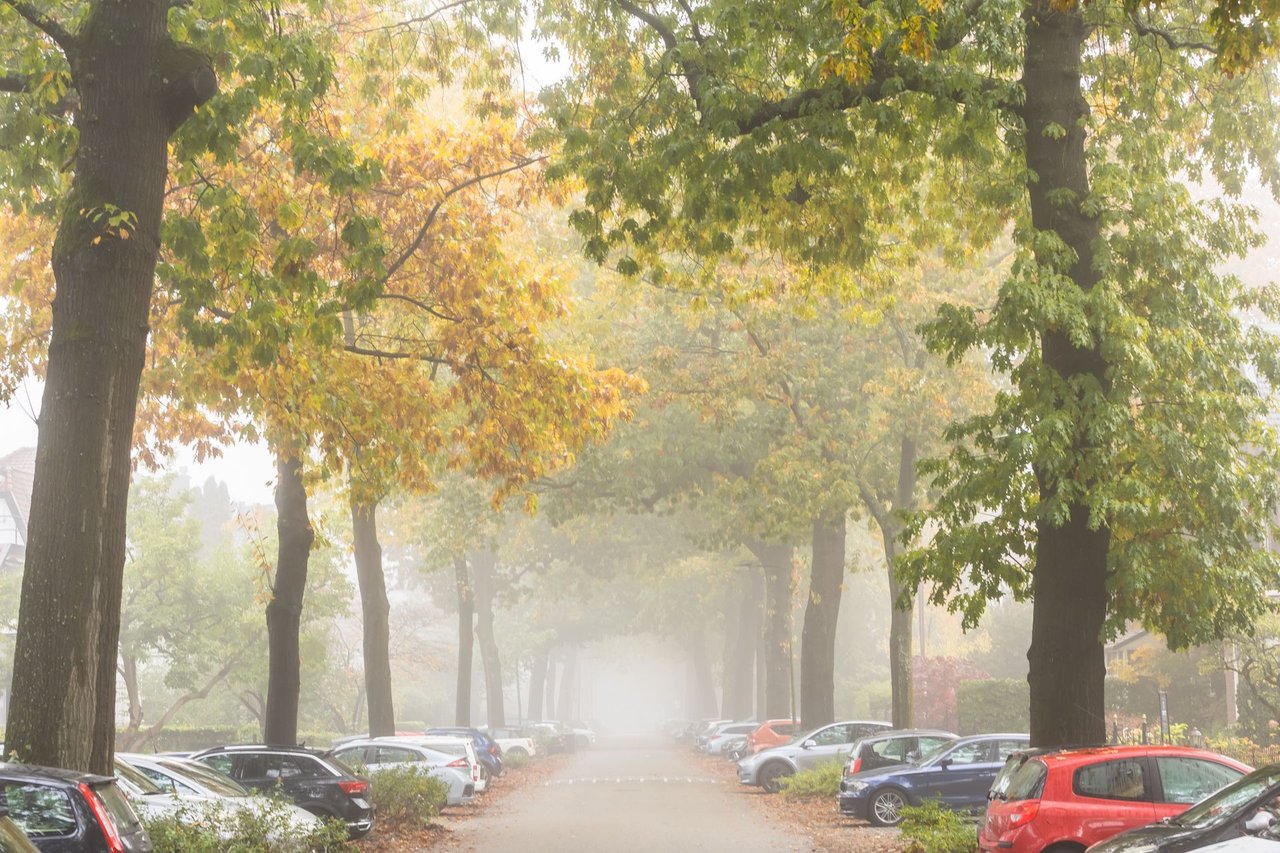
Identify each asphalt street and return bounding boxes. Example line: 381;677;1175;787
446;735;812;852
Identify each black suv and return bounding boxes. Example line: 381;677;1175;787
0;763;151;852
191;746;374;839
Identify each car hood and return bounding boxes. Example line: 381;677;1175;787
1086;822;1198;853
1189;839;1280;853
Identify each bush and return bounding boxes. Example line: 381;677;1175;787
144;797;353;852
369;766;449;829
956;679;1029;735
900;801;978;853
778;760;843;798
503;749;531;770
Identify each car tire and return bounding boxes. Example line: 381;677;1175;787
480;764;490;784
869;788;910;827
507;747;529;759
758;762;793;794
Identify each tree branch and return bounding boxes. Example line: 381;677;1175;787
1;0;75;53
343;343;449;365
1129;14;1215;53
613;0;708;116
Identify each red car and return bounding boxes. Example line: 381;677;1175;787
747;719;801;753
980;745;1251;853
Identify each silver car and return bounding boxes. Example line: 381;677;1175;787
329;739;476;806
737;719;892;793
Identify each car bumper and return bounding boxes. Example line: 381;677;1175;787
837;788;870;816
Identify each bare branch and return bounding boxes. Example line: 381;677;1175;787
343;343;449;365
1;0;75;53
613;0;708;116
360;0;476;33
376;291;461;323
1129;14;1215;53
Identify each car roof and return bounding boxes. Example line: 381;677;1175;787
857;729;958;741
192;744;326;757
0;762;115;787
1007;743;1237;767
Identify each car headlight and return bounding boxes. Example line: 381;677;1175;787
845;780;869;793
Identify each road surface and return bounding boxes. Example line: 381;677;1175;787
445;736;812;852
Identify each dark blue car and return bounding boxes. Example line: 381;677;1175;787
425;728;504;782
837;732;1029;827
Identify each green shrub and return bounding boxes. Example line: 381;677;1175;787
503;749;531;769
369;766;449;829
778;760;844;798
143;797;353;852
956;679;1029;735
900;801;978;853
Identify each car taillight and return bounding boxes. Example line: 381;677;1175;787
79;784;125;853
1007;800;1040;829
447;758;469;768
338;780;370;797
490;745;500;755
844;756;861;777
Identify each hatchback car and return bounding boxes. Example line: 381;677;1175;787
191;745;374;838
0;762;152;852
1085;764;1280;853
747;720;801;754
700;723;759;755
839;732;1028;825
424;728;504;781
842;729;959;778
980;745;1251;853
738;720;893;793
328;740;475;806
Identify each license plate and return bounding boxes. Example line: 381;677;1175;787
352;798;370;810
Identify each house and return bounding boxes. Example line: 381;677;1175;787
0;446;34;574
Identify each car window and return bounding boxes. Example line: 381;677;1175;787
114;762;162;796
266;755;323;780
918;737;954;758
3;783;77;838
1173;769;1280;828
995;739;1028;760
376;747;418;764
157;760;249;798
133;766;177;792
93;784;143;834
333;747;368;767
999;758;1047;801
943;741;991;765
811;725;850;746
1156;757;1243;805
199;754;234;777
848;724;887;741
0;815;37;853
871;738;912;762
1075;758;1150;801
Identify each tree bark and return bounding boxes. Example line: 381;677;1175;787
528;646;548;721
800;513;846;729
120;656;143;749
557;644;579;720
472;551;506;729
264;455;314;746
745;540;794;719
351;498;394;737
4;2;215;773
454;554;474;727
1021;1;1110;749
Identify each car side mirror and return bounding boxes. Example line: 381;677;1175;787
906;750;920;763
1245;810;1276;834
939;758;953;770
801;739;816;749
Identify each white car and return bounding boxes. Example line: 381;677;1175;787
379;736;486;793
328;740;476;806
480;727;538;760
117;753;323;838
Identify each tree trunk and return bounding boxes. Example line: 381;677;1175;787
722;571;759;719
800;513;846;729
755;583;768;719
472;551;506;729
544;652;558;720
719;581;741;718
687;630;717;719
454;555;474;727
351;497;394;737
745;540;794;719
528;646;548;721
264;455;314;746
557;645;579;720
1021;1;1110;749
4;2;215;773
119;656;143;751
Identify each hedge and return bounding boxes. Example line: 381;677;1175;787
956;678;1029;735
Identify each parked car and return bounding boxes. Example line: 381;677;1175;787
700;723;759;755
0;807;36;853
1084;764;1280;853
423;728;504;782
565;721;597;748
381;736;486;794
0;762;152;852
839;732;1029;826
747;719;801;754
480;728;538;760
737;720;893;793
191;745;374;839
327;740;476;807
117;753;324;836
979;745;1252;853
527;722;573;754
1182;841;1280;853
842;729;959;777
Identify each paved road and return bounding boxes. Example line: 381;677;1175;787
445;736;811;852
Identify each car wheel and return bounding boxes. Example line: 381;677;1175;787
508;747;529;759
869;788;909;827
758;762;793;794
479;764;490;784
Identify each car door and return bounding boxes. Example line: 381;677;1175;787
1071;756;1158;844
921;739;1004;810
794;724;854;772
2;783;82;853
1152;756;1246;821
269;754;332;808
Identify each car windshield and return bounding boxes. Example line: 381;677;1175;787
1172;768;1280;828
114;761;163;795
917;740;956;765
158;759;249;797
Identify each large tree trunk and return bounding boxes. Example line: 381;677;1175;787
719;581;741;718
686;630;717;719
1021;1;1110;749
745;540;794;719
351;497;394;737
454;555;474;727
557;644;579;720
544;652;558;720
721;571;759;719
4;2;215;773
264;455;314;746
472;551;506;729
800;513;846;729
527;646;548;721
